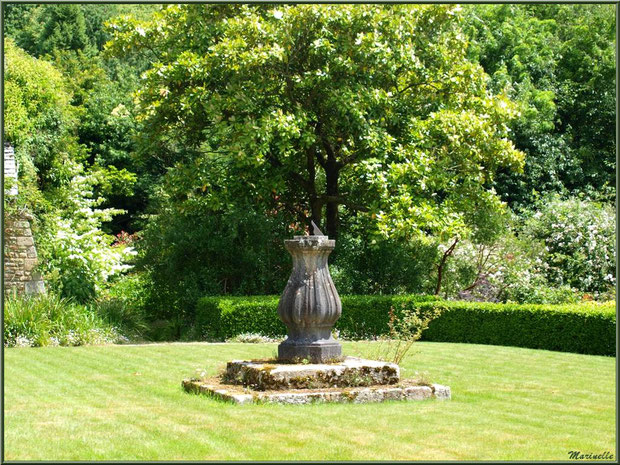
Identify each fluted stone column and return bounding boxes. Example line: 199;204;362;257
277;235;342;362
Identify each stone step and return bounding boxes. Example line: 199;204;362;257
183;379;451;405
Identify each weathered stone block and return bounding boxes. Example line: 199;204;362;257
16;236;34;247
404;386;433;400
223;357;400;391
23;258;37;271
278;341;342;363
25;279;46;295
432;384;451;400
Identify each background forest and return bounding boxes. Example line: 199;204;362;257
3;3;616;343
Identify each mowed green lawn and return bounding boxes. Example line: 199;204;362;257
4;341;616;461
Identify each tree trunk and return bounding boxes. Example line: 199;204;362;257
325;160;340;240
435;238;459;296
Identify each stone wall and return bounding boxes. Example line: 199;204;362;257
4;213;45;296
4;142;46;296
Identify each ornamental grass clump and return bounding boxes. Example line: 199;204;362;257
4;293;124;347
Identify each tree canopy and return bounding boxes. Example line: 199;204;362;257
108;4;523;242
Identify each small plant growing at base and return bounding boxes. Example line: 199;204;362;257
226;333;282;343
383;303;442;365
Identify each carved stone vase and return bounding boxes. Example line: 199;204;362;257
277;235;342;362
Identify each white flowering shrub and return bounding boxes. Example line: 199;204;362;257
438;196;615;303
439;234;576;304
521;195;616;295
39;173;137;302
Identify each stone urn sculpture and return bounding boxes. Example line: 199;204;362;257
277;222;342;362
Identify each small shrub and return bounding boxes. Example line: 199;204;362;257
148;317;188;342
382;303;442;364
94;272;150;339
91;298;148;339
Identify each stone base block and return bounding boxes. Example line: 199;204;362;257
183;379;451;405
278;340;342;363
223;357;400;390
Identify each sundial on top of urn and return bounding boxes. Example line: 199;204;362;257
310;220;324;236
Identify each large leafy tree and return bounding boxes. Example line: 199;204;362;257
108;4;523;241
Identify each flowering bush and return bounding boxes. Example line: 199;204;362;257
38;173;137;302
112;230;139;247
441;234;581;304
521;195;615;295
437;195;615;303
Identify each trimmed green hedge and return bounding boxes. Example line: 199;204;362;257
195;295;284;340
422;301;616;356
194;294;441;340
194;295;616;356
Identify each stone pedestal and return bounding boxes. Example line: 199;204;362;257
277;235;342;362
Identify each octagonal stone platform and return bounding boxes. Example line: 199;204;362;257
183;356;451;405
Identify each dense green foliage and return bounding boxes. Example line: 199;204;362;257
195;295;284;341
421;300;615;356
3;289;150;348
3;4;615;331
4;39;135;302
195;294;441;341
4;3;152;236
464;4;615;207
105;3;525;313
193;295;614;355
108;4;523;241
4;39;78;207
